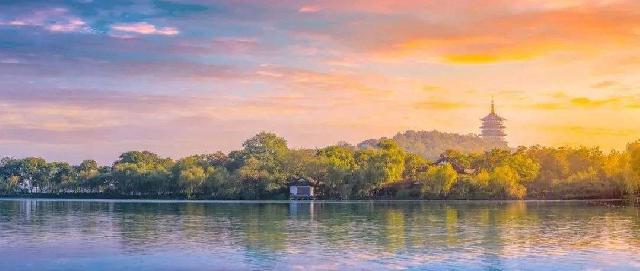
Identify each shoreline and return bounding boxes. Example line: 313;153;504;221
0;196;632;204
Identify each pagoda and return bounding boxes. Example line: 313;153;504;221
480;99;507;143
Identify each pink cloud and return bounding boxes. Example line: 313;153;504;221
110;22;179;37
7;20;28;26
0;8;89;33
298;5;322;13
46;19;87;33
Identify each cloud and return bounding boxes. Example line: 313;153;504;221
0;88;205;115
298;6;321;13
286;1;640;64
593;54;640;75
0;7;90;33
254;65;392;95
422;85;442;93
531;95;640;110
110;22;179;37
167;37;271;56
570;97;621;108
444;54;504;64
211;38;260;53
2;0;640;160
591;80;617;89
235;95;319;114
548;125;636;137
46;19;88;33
0;126;113;145
0;53;245;80
532;102;566;110
0;87;234;147
0;85;362;151
0;58;22;64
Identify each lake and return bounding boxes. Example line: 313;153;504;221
0;199;639;271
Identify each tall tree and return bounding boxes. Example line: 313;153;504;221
234;132;289;199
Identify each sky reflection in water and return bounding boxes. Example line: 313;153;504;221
0;199;639;270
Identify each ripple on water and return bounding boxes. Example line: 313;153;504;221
0;200;639;271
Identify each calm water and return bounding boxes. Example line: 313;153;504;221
1;199;639;271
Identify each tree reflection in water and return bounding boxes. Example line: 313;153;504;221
0;199;639;270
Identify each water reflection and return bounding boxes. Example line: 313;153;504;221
0;199;639;270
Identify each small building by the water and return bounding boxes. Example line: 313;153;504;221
289;178;315;200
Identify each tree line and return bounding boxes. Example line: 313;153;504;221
0;132;638;200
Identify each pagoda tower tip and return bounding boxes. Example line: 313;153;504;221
491;97;495;114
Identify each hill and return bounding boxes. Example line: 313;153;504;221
358;130;508;160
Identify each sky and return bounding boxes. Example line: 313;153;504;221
1;0;639;164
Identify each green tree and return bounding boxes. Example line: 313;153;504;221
234;132;289;199
503;152;540;183
353;139;406;198
403;153;429;181
438;150;471;172
76;160;101;192
204;167;235;199
48;162;76;193
112;151;175;196
179;166;207;198
624;140;640;195
421;163;458;198
489;165;526;199
16;157;48;193
316;145;357;199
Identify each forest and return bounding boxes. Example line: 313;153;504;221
0;131;638;200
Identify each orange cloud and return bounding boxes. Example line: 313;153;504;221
386;35;565;63
570;97;621;108
314;1;640;64
549;125;636;137
422;85;442;93
531;95;640;110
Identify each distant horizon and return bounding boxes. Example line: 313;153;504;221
1;0;639;163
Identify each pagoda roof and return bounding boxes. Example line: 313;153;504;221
481;112;505;121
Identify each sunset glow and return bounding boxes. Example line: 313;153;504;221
1;0;639;163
